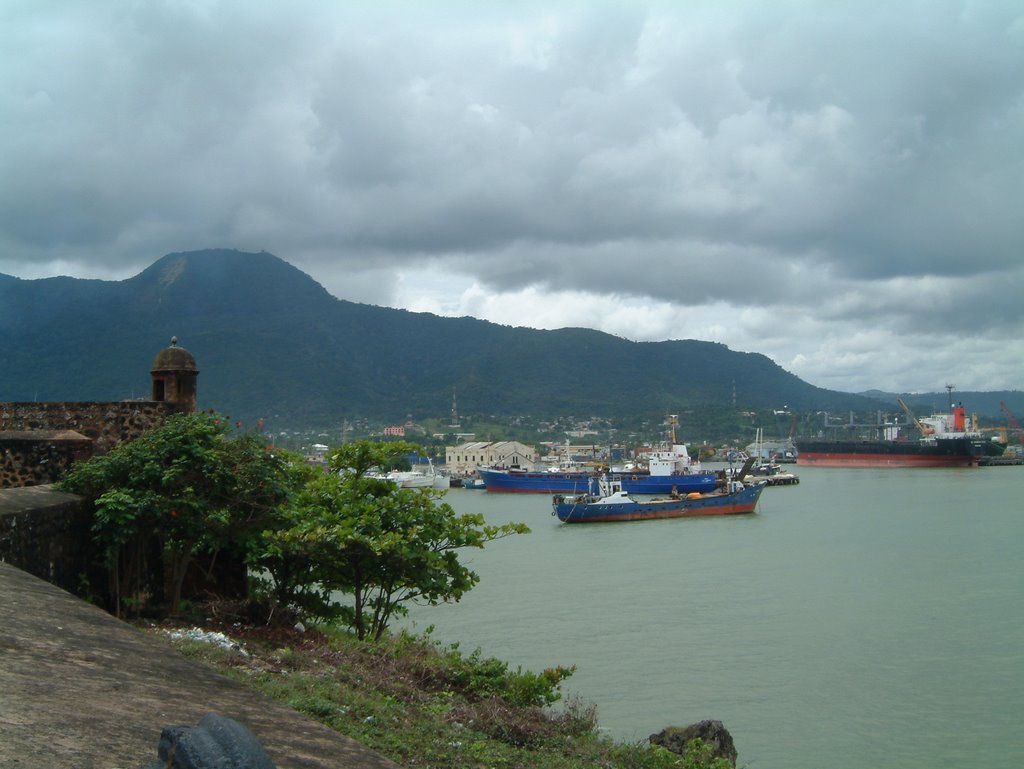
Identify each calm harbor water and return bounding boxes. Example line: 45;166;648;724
402;465;1024;769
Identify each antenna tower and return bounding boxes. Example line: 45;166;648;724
450;387;460;427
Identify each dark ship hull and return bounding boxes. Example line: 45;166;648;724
794;437;986;468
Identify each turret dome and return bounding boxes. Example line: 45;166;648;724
151;336;198;373
150;337;198;412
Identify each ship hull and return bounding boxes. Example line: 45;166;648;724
553;483;763;523
794;438;983;468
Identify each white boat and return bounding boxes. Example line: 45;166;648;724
385;469;435;488
367;458;444;489
432;467;452;490
392;459;453;489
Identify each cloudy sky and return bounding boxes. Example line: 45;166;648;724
3;1;1023;395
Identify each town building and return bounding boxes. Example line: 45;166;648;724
445;440;537;477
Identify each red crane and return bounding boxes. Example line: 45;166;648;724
999;401;1024;444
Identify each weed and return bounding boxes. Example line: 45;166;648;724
153;614;728;769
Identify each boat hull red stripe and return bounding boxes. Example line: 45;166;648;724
553;483;764;523
558;503;757;523
797;453;979;468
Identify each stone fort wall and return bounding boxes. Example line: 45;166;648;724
0;339;221;603
0;482;246;613
0;401;184;488
0;485;101;597
0;431;93;488
1;400;182;454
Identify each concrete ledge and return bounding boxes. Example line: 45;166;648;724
0;483;82;517
0;485;99;595
0;562;402;769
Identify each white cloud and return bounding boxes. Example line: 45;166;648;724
2;0;1023;394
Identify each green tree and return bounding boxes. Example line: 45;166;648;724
247;455;332;618
59;412;292;616
261;441;529;640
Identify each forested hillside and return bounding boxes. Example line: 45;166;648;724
1;249;980;431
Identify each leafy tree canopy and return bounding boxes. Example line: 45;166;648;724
59;412;292;615
257;440;529;641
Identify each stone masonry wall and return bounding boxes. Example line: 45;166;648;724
0;485;102;597
0;432;94;488
0;401;181;455
0;484;247;611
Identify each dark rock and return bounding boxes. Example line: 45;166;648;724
650;719;737;767
143;713;277;769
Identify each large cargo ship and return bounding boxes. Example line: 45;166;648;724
476;464;718;494
795;401;994;468
793;435;986;467
477;415;718;494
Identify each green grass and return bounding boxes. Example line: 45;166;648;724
155;617;719;769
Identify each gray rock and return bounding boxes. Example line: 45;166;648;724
649;719;737;767
144;713;277;769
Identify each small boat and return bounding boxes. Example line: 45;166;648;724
552;469;764;524
745;462;800;486
431;468;451;490
462;477;486;489
385;469;435;488
368;459;447;489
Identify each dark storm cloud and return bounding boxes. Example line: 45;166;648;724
1;0;1022;391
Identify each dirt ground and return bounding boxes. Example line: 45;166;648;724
0;561;401;769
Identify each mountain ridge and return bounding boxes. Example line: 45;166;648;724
2;249;1018;432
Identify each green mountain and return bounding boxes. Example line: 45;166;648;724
2;249;897;430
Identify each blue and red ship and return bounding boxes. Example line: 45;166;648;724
476;416;717;495
552;470;764;523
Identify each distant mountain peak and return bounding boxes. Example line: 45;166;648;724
130;248;335;309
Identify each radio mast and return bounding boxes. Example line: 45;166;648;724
450;387;460;427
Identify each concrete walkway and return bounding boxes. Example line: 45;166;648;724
0;562;401;769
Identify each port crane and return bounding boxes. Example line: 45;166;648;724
897;398;933;435
999;401;1024;445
